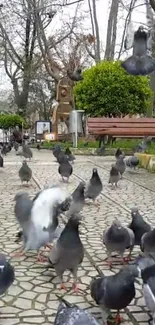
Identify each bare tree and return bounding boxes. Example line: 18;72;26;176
0;0;39;115
104;0;119;60
0;0;85;116
32;0;85;83
86;0;101;63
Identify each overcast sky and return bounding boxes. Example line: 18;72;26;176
0;0;147;96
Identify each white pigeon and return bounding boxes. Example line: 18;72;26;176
13;186;71;262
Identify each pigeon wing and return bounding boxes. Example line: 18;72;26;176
49;240;60;265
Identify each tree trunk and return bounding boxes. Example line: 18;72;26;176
146;0;155;116
104;0;119;60
92;0;101;62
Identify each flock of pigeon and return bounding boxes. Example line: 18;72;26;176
1;142;155;325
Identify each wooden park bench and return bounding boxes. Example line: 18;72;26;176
87;117;155;145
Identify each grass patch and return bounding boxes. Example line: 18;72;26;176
32;138;155;155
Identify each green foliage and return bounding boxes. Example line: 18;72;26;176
0;114;25;129
74;61;152;116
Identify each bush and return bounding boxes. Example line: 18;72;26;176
74;61;152;116
0;114;25;129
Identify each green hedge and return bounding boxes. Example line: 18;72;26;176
74;61;152;116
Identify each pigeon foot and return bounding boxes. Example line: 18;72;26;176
106;260;113;268
60;282;67;291
37;253;48;263
44;244;53;250
12;250;25;257
123;255;131;262
114;312;124;324
73;283;78;293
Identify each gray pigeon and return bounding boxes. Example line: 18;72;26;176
115;155;126;178
108;164;120;188
52;145;62;159
19;160;32;185
13;187;71;262
14;192;33;244
0;154;3;167
58;156;73;182
115;148;124;159
134;253;155;271
67;68;83;81
65;147;75;163
140;264;155;323
66;181;85;217
48;215;84;292
128;207;151;246
85;168;103;209
141;228;155;253
103;220;135;267
57;151;67;164
0;253;15;295
14;142;19;151
54;297;100;325
135;136;152;153
96;146;105;156
22;144;33;159
1;144;7;156
125;155;139;170
121;26;155;75
90;265;139;324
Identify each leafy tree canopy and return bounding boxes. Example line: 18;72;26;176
0;114;25;129
74;61;152;116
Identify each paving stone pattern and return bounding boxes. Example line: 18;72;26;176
1;149;155;324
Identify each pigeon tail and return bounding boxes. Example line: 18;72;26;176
121;55;155;76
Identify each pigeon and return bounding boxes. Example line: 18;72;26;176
7;143;12;152
13;142;19;151
115;154;126;178
140;264;155;323
67;68;83;81
141;228;155;253
96;146;105;156
85;168;103;209
48;215;84;292
1;144;8;156
66;181;86;217
57;151;68;165
19;160;32;185
90;265;139;324
121;26;155;75
0;154;3;167
0;253;15;295
14;192;33;246
115;148;123;159
36;144;41;150
65;147;75;163
108;164;120;188
125;155;139;170
58;156;73;182
128;207;151;246
135;136;152;153
13;186;71;262
22;144;33;159
134;253;155;271
54;296;100;325
103;220;135;267
53;145;62;159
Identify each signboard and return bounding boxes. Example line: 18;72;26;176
44;133;56;141
35;121;51;135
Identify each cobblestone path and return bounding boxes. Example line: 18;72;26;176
1;149;155;325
